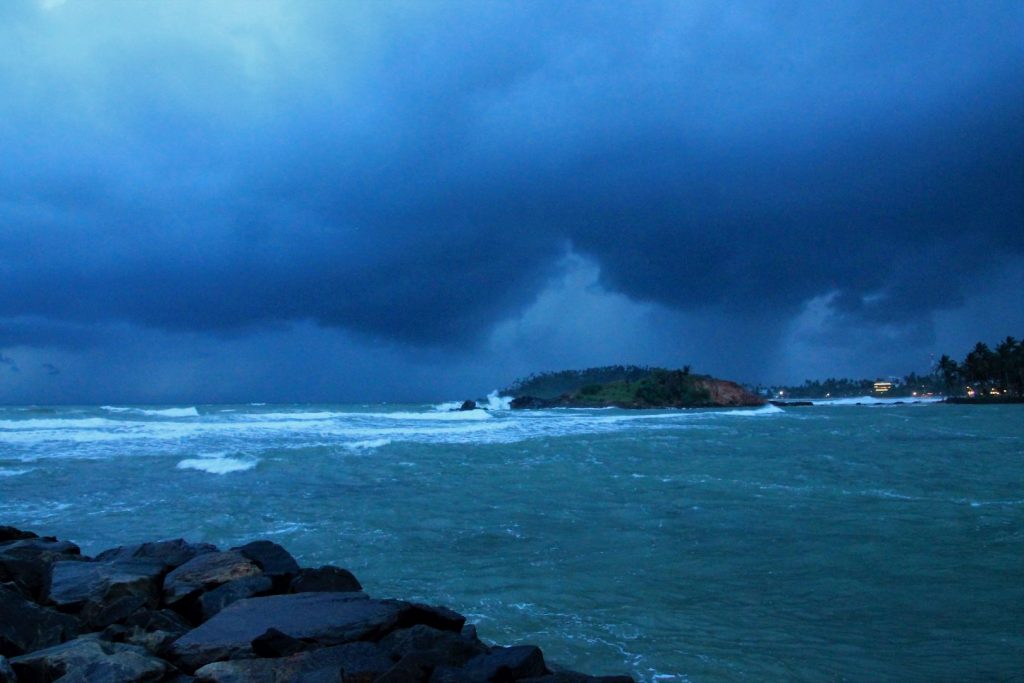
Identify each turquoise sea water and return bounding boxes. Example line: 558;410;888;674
1;400;1021;681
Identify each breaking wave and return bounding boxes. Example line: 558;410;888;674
176;456;256;474
102;406;200;417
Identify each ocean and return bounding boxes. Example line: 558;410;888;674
1;398;1021;682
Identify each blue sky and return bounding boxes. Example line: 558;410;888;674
1;0;1022;403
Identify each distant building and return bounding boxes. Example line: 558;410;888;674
873;381;893;394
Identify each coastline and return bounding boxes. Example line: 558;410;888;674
0;526;633;682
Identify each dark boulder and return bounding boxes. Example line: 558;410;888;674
249;627;308;658
162;551;262;608
46;558;165;628
0;656;14;683
9;635;171;683
520;674;635;683
96;539;217;574
194;641;392;682
394;603;466;633
106;609;194;657
232;541;299;584
458;400;477;411
430;666;478;683
462;645;548;682
376;653;434;683
0;527;38;543
0;538;83;600
168;592;460;672
196;574;274;621
0;583;79;657
289;566;362;593
379;624;488;669
509;396;555;410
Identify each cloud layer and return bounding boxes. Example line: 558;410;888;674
1;1;1021;401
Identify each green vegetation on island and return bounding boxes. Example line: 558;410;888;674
504;365;763;409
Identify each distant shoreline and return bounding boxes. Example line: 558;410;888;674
942;396;1024;405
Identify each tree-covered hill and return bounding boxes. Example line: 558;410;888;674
505;366;763;409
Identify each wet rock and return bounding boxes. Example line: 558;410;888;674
509;396;555;410
232;541;299;586
429;666;478;683
379;624;487;669
289;566;362;594
168;592;452;672
458;400;477;411
47;558;165;628
193;641;391;683
119;609;193;656
395;603;466;633
191;657;284;683
0;583;79;657
196;575;274;621
462;645;548;682
0;656;14;683
520;674;635;683
0;538;82;599
162;551;262;607
0;527;38;544
376;653;434;683
96;539;217;574
9;635;171;683
250;627;308;658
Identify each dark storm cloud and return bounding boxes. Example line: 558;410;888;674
0;0;1021;353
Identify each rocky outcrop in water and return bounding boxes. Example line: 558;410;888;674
0;527;633;682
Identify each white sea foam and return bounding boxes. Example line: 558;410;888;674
345;438;392;451
241;411;340;421
432;401;465;412
138;407;200;417
484;391;512;410
0;468;33;477
0;417;116;430
176;457;256;474
808;396;942;406
366;410;493;421
101;406;200;417
719;403;785;416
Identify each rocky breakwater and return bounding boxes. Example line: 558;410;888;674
0;526;633;683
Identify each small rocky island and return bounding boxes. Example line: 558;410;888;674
0;526;633;682
506;365;764;409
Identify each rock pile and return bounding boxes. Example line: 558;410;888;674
0;526;633;682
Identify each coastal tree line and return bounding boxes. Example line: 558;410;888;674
935;337;1023;397
772;336;1023;399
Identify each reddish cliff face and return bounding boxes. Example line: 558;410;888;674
696;379;766;407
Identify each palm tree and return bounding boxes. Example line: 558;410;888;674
935;355;961;395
